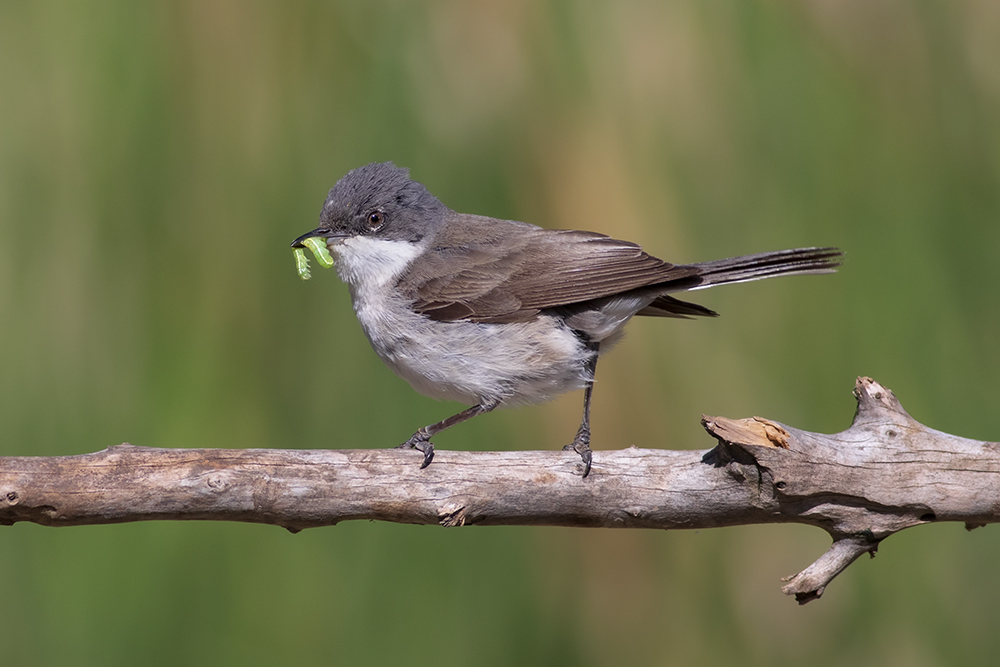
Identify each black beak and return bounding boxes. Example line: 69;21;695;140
291;227;331;249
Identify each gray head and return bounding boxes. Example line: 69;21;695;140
293;162;447;248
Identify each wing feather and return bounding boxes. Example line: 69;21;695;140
396;214;699;323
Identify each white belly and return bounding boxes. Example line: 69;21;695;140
354;290;591;406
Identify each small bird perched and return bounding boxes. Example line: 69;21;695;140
293;162;840;476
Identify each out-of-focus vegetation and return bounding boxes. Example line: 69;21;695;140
1;2;999;665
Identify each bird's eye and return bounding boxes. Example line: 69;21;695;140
367;211;384;229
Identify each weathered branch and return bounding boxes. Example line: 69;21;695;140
1;377;997;603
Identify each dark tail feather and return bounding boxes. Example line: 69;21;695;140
636;295;719;319
636;246;841;319
689;246;842;290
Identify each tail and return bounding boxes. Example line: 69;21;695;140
688;246;842;290
636;247;841;319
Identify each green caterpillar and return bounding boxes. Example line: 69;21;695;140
294;237;334;280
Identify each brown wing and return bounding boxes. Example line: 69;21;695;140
396;213;702;323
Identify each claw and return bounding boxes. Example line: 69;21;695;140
578;447;593;478
563;431;593;478
415;440;435;469
397;433;435;469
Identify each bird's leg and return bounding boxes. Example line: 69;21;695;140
398;397;501;469
564;342;600;477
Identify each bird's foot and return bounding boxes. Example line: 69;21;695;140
397;432;435;469
563;429;593;478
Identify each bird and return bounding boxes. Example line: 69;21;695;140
292;162;840;476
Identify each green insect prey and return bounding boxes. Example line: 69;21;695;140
294;237;335;280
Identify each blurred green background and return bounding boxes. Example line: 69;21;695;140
2;1;999;665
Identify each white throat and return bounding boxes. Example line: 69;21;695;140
330;236;424;293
